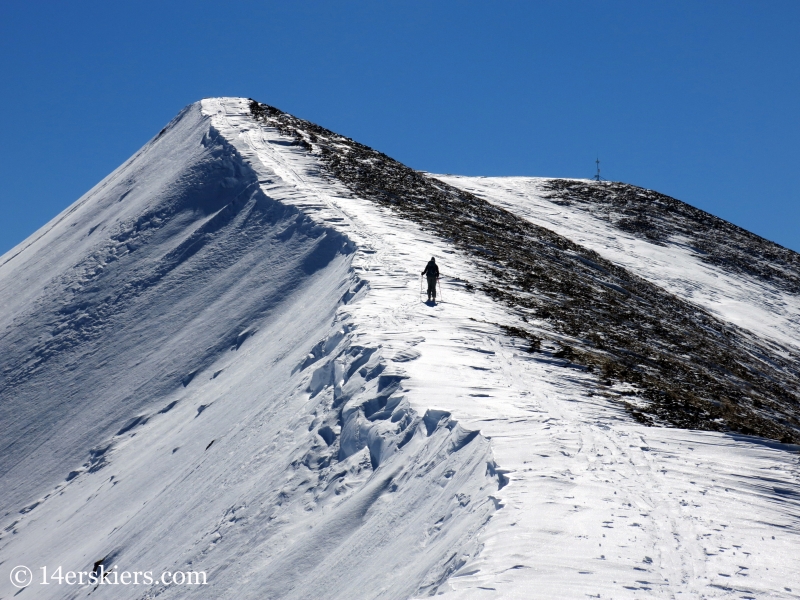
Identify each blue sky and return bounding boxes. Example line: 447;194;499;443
1;1;799;254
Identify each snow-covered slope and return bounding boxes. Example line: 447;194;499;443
0;98;798;600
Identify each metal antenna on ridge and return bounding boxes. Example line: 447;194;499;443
594;157;602;182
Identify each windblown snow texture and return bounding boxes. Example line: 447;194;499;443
248;100;800;445
0;102;502;600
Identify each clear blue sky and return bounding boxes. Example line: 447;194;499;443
1;1;798;254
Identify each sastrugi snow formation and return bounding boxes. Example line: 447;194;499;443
0;98;798;599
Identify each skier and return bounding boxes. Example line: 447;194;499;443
421;257;439;303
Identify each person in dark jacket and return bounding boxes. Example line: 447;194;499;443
421;257;439;302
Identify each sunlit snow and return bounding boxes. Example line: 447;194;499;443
0;98;797;599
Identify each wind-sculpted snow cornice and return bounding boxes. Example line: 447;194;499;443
247;99;800;445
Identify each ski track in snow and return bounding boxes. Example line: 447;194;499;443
0;98;797;599
212;100;800;598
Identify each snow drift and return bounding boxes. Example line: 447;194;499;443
0;97;798;599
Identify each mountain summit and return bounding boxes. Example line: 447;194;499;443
0;98;798;599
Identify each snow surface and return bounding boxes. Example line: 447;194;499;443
0;98;798;599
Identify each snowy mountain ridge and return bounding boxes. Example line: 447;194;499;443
0;97;798;599
248;98;800;444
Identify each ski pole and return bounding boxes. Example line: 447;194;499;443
438;277;443;302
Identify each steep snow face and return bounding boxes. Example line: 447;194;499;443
0;103;361;511
0;100;502;600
